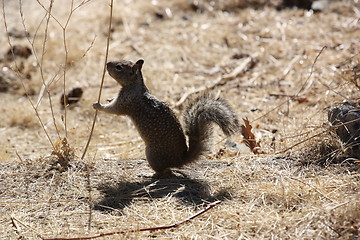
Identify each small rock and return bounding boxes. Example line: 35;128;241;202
279;0;313;9
60;87;83;108
328;105;360;147
5;45;32;61
311;0;329;12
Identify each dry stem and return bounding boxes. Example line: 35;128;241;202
42;201;222;240
175;56;253;107
2;0;55;149
81;0;114;160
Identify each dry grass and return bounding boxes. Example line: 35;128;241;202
0;0;359;239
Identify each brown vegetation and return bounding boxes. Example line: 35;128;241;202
0;0;359;239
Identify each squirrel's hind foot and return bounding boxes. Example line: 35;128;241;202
152;168;175;179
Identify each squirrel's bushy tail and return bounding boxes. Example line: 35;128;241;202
182;93;240;165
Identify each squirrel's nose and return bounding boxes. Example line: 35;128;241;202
106;62;115;70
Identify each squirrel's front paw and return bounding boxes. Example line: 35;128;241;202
93;102;102;110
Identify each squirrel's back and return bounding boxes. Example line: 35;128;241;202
126;92;240;173
125;91;188;172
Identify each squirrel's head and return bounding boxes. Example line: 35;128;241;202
107;59;144;87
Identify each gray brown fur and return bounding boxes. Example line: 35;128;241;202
93;59;240;175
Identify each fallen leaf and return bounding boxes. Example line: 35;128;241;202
294;96;308;103
241;118;261;154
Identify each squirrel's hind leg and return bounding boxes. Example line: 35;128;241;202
152;168;174;179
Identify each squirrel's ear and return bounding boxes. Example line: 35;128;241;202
134;59;144;71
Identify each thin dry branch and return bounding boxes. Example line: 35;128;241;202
289;177;336;203
253;46;327;124
296;46;327;96
33;0;61;140
276;128;329;154
86;153;96;231
175;57;253;107
19;0;62;140
35;0;61;27
61;0;74;137
11;216;44;240
59;0;92;134
2;0;55;149
10;216;21;236
282;55;301;78
80;35;97;59
81;0;114;159
42;200;222;240
31;0;93;138
35;0;92;29
277;112;360;154
21;0;47;47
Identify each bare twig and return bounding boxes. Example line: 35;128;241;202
277;113;360;154
60;0;92;136
276;128;328;154
86;153;96;231
34;0;92;29
87;170;92;231
11;216;44;240
43;200;222;240
0;199;88;205
175;57;253;107
15;151;24;163
19;0;61;140
81;35;97;59
31;0;94;106
252;101;288;123
61;0;75;137
30;0;93;138
253;46;327;124
40;1;61;140
289;177;336;203
10;216;21;236
3;0;55;149
296;46;327;96
328;201;350;210
282;55;301;78
81;0;114;159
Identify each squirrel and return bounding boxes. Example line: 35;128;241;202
93;59;240;177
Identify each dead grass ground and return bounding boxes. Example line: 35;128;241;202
0;0;359;239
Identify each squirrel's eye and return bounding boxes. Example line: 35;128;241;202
115;64;123;71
